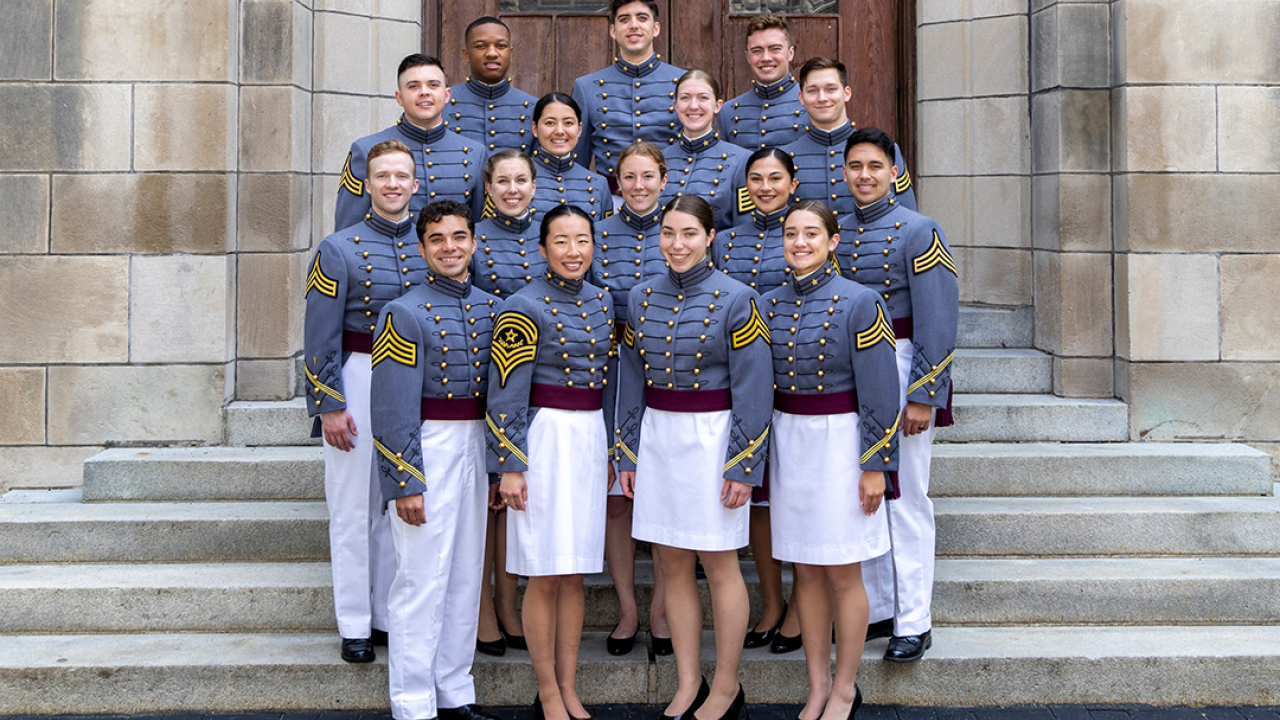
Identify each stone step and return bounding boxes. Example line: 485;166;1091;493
930;442;1274;497
226;398;320;447
951;349;1052;394
0;499;328;564
5;558;1279;634
956;304;1032;349
936;394;1129;443
3;626;1278;713
82;446;324;501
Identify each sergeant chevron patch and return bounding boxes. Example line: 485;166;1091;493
340;153;364;197
855;305;896;350
306;252;339;298
730;299;770;349
492;312;539;386
895;166;912;194
623;321;636;348
481;195;496;219
912;230;956;275
737;186;755;215
372;313;417;367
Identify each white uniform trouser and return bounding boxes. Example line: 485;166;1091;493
323;352;395;639
863;338;937;637
388;419;487;720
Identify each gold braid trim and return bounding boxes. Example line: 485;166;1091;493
304;365;345;403
617;438;638;464
485;413;530;467
373;438;426;486
907;351;955;395
860;412;901;466
724;426;769;473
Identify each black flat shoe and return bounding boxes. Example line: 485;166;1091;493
607;624;637;655
744;602;786;649
851;686;863;719
370;628;388;646
440;705;503;720
499;618;527;651
884;629;932;663
694;684;745;720
865;619;893;641
770;629;802;654
661;677;710;720
476;633;506;657
651;633;673;656
340;637;375;663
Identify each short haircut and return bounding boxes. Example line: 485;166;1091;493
539;204;595;246
662;194;716;234
398;53;445;82
786;200;839;238
844;127;896;165
611;0;660;21
483;149;537;184
676;69;722;102
745;146;797;180
797;56;848;90
465;16;510;43
617;141;668;176
418;199;474;240
533;92;582;123
745;15;791;45
367;139;413;167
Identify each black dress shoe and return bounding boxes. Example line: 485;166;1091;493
660;676;709;720
848;685;863;720
744;603;786;649
865;619;894;641
651;633;673;656
370;628;388;646
607;624;637;655
769;628;802;654
440;705;503;720
499;618;527;651
883;629;932;663
476;632;506;657
694;684;745;720
340;637;375;663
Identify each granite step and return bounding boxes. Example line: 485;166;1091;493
83;446;325;502
951;348;1052;394
3;626;1278;713
956;304;1032;349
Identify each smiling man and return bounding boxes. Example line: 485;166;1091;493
571;0;685;180
335;54;487;231
719;15;809;149
446;17;538;153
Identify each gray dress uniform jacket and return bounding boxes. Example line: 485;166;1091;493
485;272;616;473
446;77;538;153
335;116;487;232
834;196;958;413
304;213;427;418
761;263;901;475
472;211;545;299
592;204;667;325
369;274;499;501
615;262;774;485
529;145;614;222
718;74;809;150
571;54;685;177
779;122;916;220
660;132;751;231
713;207;791;292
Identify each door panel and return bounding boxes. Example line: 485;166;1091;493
504;15;556;96
553;15;614;96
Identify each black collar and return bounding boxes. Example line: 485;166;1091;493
619;204;662;231
679;131;721;155
465;76;511;100
805;121;853;148
615;53;662;78
395;115;447;145
753;74;796;100
531;145;579;176
492;209;534;234
752;207;789;231
791;263;837;296
426;273;471;298
365;212;416;238
669;260;714;288
853;195;897;224
544;271;584;295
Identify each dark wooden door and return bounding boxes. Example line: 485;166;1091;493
424;0;913;163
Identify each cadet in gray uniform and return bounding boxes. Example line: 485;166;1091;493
780;57;916;221
617;196;771;720
305;139;428;663
763;200;900;720
370;200;502;720
571;0;685;179
716;148;799;293
835;128;958;664
446;17;537;154
473;150;544;298
662;70;751;231
335;54;487;232
719;15;809;150
529;93;614;222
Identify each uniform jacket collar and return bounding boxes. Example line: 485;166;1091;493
805;121;853;147
753;74;796;100
365;211;416;238
615;53;662;78
426;273;472;299
531;145;580;176
545;270;584;295
853;195;897;224
669;260;714;288
396;115;447;145
791;262;837;296
493;209;534;234
619;204;662;231
465;76;511;100
679;130;721;155
752;206;789;231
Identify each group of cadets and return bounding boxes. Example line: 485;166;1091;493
303;3;958;720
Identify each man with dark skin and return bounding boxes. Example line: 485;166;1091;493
446;17;538;154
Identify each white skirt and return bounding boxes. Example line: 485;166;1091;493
632;408;749;552
505;408;607;576
768;410;890;565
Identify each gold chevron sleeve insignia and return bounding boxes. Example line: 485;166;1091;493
725;426;769;473
623;321;635;348
912;230;957;276
491;312;539;387
895;166;912;194
373;438;426;485
737;186;755;215
855;304;896;350
907;351;955;395
830;252;842;274
730;299;770;349
860;413;900;465
372;313;417;367
340;153;364;197
482;195;495;219
306;252;339;298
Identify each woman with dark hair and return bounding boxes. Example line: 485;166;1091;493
617;195;772;720
763;200;900;720
661;69;750;230
529;93;614;222
486;204;615;720
473;149;544;300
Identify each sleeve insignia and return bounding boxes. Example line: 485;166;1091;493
724;426;769;472
481;194;496;219
623;321;636;348
830;252;842;274
340;153;364;197
491;311;539;386
855;304;896;350
912;230;957;276
306;252;339;298
860;413;899;465
894;165;912;194
373;438;426;485
730;298;770;349
736;186;755;215
908;351;955;395
372;313;417;367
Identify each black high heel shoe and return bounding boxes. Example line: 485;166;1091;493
659;676;710;720
743;603;786;649
768;605;801;654
498;617;526;651
850;685;863;719
650;632;674;656
695;684;746;720
475;631;505;657
534;692;591;720
607;622;637;655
